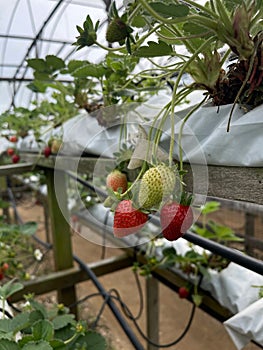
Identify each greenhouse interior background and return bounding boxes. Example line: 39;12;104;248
0;1;263;350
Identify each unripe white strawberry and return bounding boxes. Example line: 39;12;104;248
138;164;176;210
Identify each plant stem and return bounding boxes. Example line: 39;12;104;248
178;96;208;182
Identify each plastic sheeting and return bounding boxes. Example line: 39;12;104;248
172;102;263;167
224;298;263;349
159;238;263;349
18;95;263;167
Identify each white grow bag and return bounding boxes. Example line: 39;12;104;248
171;102;263;167
15;94;263;167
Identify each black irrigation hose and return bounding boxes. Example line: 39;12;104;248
184;231;263;275
73;254;144;350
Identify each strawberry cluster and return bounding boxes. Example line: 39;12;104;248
105;162;193;241
6;135;20;164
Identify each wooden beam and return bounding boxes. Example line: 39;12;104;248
45;167;77;315
20;153;114;175
146;277;159;350
10;254;133;302
0;162;34;176
183;163;263;205
19;152;263;204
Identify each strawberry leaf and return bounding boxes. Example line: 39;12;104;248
149;2;189;18
133;41;173;57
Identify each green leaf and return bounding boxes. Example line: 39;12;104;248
67;60;89;73
0;280;24;299
133;40;172;57
32;320;54;341
72;64;106;78
49;339;65;348
0;319;13;334
183;22;209;35
0;339;20;350
74;331;107;350
149;2;189;17
19;221;38;236
192;225;216;239
201;201;220;214
208;220;243;241
27;58;47;72
17;335;34;347
22;340;53;350
27;81;48;93
131;16;147;28
162;247;177;257
33;71;53;81
157;27;184;45
52;314;75;330
28;310;45;329
29;300;48;319
46;55;65;71
10;312;30;333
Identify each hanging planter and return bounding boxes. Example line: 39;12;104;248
68;0;263;238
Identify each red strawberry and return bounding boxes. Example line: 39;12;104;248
7;148;15;156
178;286;190;299
43;146;52;158
2;263;9;271
0;270;4;280
12;154;20;164
113;200;148;238
9;135;18;143
160;201;193;241
106;169;128;193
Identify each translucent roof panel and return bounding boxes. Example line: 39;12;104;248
0;0;114;113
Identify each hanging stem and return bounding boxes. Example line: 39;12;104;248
178;96;208;180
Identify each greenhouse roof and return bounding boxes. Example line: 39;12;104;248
0;0;116;113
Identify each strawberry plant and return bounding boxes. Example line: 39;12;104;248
0;218;45;281
73;0;263;179
23;51;162;129
0;280;107;349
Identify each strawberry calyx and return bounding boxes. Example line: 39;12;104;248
179;191;193;207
